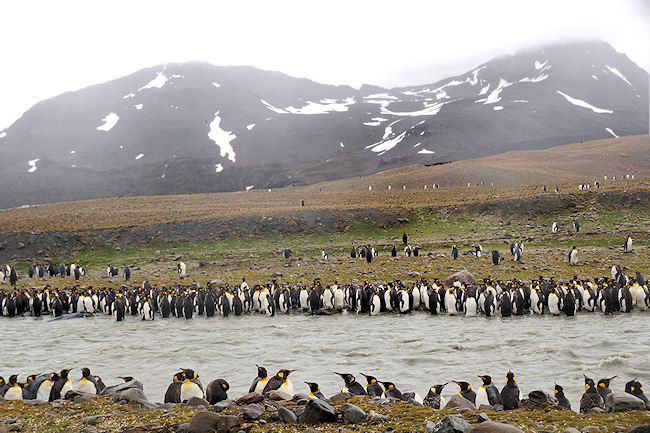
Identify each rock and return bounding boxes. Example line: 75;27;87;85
564;429;581;433
526;390;558;406
628;426;650;433
397;217;410;223
213;401;236;412
329;392;353;403
80;416;102;425
241;403;265;420
278;407;298;424
445;270;476;287
426;420;436;433
234;392;264;405
187;397;210;408
298;399;337;425
79;428;98;433
266;390;292;401
605;392;646;412
339;403;366;424
432;415;471;433
74;394;93;403
187;412;219;433
365;410;389;423
581;427;599;433
444;395;476;410
176;423;190;433
173;255;182;261
467;421;525;433
215;415;239;432
477;413;490;423
198;261;209;267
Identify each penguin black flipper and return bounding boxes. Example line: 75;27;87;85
164;382;182;403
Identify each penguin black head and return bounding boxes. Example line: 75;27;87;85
81;368;92;378
432;383;447;394
50;372;61;381
9;375;18;385
584;374;596;390
305;382;320;393
256;365;268;379
379;381;396;390
554;383;565;395
119;376;135;383
172;372;185;382
26;374;38;383
0;377;4;386
276;369;294;379
335;372;356;385
361;373;377;385
60;369;71;379
181;369;199;380
597;376;616;388
454;381;471;392
479;375;493;386
506;371;516;383
217;379;230;391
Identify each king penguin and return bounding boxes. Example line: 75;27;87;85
249;365;269;394
554;383;571;410
335;372;367;395
500;371;520;410
596;376;616;400
452;245;458;260
206;378;229;404
180;368;204;402
568;247;578;265
625;378;650;410
453;381;476;405
423;383;447;409
379;381;404;400
263;369;295;396
164;371;185;403
361;373;383;397
3;375;23;400
305;382;326;399
477;375;502;407
77;368;100;394
580;374;604;413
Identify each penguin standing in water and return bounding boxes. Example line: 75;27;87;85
164;372;185;403
580;374;604;413
4;375;23;400
596;376;616;401
263;369;295;396
180;369;204;402
305;382;326;400
568;247;578;265
423;384;447;409
554;384;571;410
452;245;458;260
335;373;367;395
500;371;520;410
453;381;476;405
249;365;269;394
359;373;382;396
477;375;502;407
624;235;633;252
77;368;100;394
206;379;229;404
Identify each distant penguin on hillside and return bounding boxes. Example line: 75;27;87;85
573;220;580;232
391;245;397;257
452;245;458;260
552;221;558;234
569;247;578;265
402;232;408;245
474;245;482;258
321;250;328;260
283;249;291;259
492;250;501;265
123;266;130;281
177;262;186;276
624;235;632;252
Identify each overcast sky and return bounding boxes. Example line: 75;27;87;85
0;0;647;130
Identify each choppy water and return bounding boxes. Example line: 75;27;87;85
1;311;649;407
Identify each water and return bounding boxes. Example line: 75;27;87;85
1;311;649;407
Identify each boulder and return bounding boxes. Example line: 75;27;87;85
628;426;650;433
444;395;476;410
241;403;265;420
278;407;298;424
298;399;337;424
467;421;525;433
365;410;389;423
339;403;366;424
445;270;476;287
215;415;239;432
329;392;352;403
432;415;472;433
265;390;292;401
80;416;103;425
187;397;210;408
605;392;646;412
187;412;219;433
527;390;558;406
235;392;264;405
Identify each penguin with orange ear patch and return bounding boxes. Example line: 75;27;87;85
206;378;229;404
580;374;604;413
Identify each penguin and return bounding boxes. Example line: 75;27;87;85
453;381;476;405
596;376;616;400
366;250;372;263
177;262;186;276
423;383;447;409
552;221;558;234
573;220;580;232
477;375;502;407
321;250;328;260
361;373;383;397
77;368;100;394
624;235;632;252
500;371;520;410
483;291;496;317
335;372;366;395
568;247;578;265
554;383;571;410
283;249;291;259
28;265;35;278
379;381;403;400
263;369;294;396
464;293;478;316
249;365;269;394
350;247;356;258
305;382;326;400
474;245;482;258
206;379;229;404
452;245;458;260
369;290;381;316
51;369;73;400
4;375;23;400
164;372;185;403
580;374;604;413
391;245;397;257
491;250;501;265
180;368;204;402
625;378;650;410
547;288;562;316
34;373;59;401
123;266;130;281
403;232;408;245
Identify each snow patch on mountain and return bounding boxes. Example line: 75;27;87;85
139;72;168;90
417;148;435;154
135;154;144;160
606;65;633;87
535;60;548;70
364;93;398;100
215;163;223;172
70;150;76;154
261;99;288;114
477;78;512;104
246;185;254;191
380;101;446;117
97;113;119;131
246;124;255;130
366;131;407;154
212;82;221;88
605;127;619;138
0;131;6;138
208;111;237;163
592;75;598;80
28;159;40;173
556;91;613;114
340;141;344;147
123;93;135;99
134;104;143;110
493;106;503;111
520;62;551;83
285;97;355;114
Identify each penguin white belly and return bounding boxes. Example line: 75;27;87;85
412;287;421;308
254;378;268;395
464;297;477;316
278;379;294;396
4;385;23;400
259;295;269;315
322;290;333;309
77;296;86;312
399;292;410;313
61;380;74;396
180;381;204;401
476;387;489;407
299;291;309;309
370;295;381;316
383;291;392;310
548;294;561;316
83;296;95;313
638;287;649;311
439;395;447;408
37;381;53;401
77;378;97;394
411;392;423;404
445;293;458;315
333;290;345;309
142;303;154;320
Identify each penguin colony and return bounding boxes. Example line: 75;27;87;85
1;270;648;320
1;367;648;414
